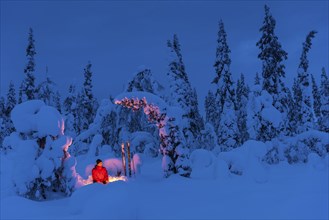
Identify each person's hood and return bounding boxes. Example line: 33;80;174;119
94;165;103;169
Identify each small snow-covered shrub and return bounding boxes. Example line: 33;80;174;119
284;130;328;164
263;147;280;164
284;143;309;164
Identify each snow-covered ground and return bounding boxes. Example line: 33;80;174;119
1;153;328;219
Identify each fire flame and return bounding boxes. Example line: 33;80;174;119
79;175;127;186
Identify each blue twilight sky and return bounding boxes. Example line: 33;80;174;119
1;0;328;113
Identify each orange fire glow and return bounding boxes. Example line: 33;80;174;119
79;175;127;186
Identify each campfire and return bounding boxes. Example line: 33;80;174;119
80;175;127;186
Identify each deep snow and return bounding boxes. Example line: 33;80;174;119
1;153;328;219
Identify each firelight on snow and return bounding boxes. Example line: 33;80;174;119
79;175;127;186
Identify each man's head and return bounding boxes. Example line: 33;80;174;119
96;159;103;166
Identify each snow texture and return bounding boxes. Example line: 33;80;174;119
11;100;64;137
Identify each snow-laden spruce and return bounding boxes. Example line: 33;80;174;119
2;100;78;200
247;85;282;142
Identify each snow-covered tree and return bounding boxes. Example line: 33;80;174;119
37;74;61;112
126;68;165;98
211;19;239;149
218;93;239;151
198;123;218;151
115;94;191;177
217;69;238;150
19;28;36;103
115;68;162;153
283;88;298;136
319;67;329;132
5;81;17;118
236;73;249;145
204;90;218;127
4;82;17;138
311;74;321;119
1;83;17;149
247;85;281;142
63;84;78;137
212;20;231;115
4;100;77;200
74;91;85;135
167;34;204;149
256;5;289;115
254;72;261;85
78;62;99;131
0;96;5;147
100;109;118;148
0;96;5;119
294;30;317;133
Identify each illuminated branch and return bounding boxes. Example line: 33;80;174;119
115;95;191;177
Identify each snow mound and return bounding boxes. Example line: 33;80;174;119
11;100;45;133
219;140;269;183
11;100;64;137
190;149;217;179
69;181;136;219
308;153;328;171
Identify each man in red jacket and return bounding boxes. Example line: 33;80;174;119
92;159;109;184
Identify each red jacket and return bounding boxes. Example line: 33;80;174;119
92;165;109;184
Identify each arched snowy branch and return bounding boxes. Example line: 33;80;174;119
115;92;191;177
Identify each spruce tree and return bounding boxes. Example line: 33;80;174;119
254;72;261;85
211;20;238;149
37;75;58;109
63;84;78;137
167;34;204;149
292;78;303;132
127;68;154;93
284;88;298;136
311;74;321;119
0;96;5;146
212;20;231;112
2;82;17;143
204;90;217;126
247;87;278;142
295;30;317;132
256;5;289;114
213;19;231;87
236;73;249;145
5;81;17;118
19;28;36;102
319;67;329;132
0;96;5;121
80;62;98;131
217;70;238;150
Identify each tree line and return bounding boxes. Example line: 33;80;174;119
1;5;328;158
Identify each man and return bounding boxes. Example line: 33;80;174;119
92;159;109;184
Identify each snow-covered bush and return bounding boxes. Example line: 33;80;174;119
263;130;328;165
218;140;268;182
262;139;286;164
5;100;78;200
284;130;329;164
190;149;216;179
